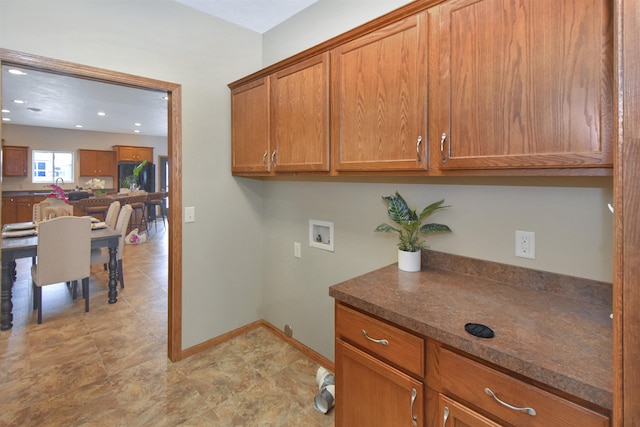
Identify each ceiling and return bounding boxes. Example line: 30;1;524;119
1;1;318;138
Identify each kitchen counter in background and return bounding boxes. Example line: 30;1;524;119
329;250;612;410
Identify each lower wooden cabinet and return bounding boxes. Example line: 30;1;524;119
2;197;17;226
436;392;502;427
336;339;424;427
334;303;610;427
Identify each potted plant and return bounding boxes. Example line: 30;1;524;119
375;192;452;272
121;160;147;192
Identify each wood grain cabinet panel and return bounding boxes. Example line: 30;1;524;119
231;77;271;174
2;146;28;177
331;13;428;172
428;0;613;170
79;149;113;176
113;145;153;163
270;53;330;172
336;339;424;427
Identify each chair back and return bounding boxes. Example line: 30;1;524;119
33;216;91;286
34;201;74;221
104;201;121;229
114;204;133;260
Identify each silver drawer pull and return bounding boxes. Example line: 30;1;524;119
410;388;418;426
416;136;423;164
443;406;450;427
484;387;536;416
361;329;389;345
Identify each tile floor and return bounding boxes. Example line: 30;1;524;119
0;222;335;426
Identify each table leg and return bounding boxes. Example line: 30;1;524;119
107;246;118;304
1;257;15;330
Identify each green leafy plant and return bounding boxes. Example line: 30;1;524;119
375;192;452;252
121;160;147;188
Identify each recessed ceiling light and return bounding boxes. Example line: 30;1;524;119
134;129;140;133
163;96;169;101
13;99;26;104
2;118;11;122
97;111;106;116
8;69;27;75
134;122;141;126
75;124;83;128
1;109;9;113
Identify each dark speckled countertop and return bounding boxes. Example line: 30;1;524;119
329;250;612;410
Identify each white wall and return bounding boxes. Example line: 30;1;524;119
2;124;166;191
0;0;266;349
259;1;614;360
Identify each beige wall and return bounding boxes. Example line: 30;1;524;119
260;1;614;359
2;124;166;191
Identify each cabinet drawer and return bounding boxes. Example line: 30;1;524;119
335;303;424;377
438;347;609;427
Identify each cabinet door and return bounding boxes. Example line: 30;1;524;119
135;148;153;163
429;0;613;170
115;146;137;162
271;53;330;172
95;150;114;175
15;196;35;223
79;150;98;176
331;13;428;172
231;77;271;174
336;339;423;427
2;146;28;176
2;197;17;226
438;394;503;427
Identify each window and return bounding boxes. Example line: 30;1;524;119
32;150;74;184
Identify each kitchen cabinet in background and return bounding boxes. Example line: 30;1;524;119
2;195;40;226
331;13;428;172
428;0;613;171
2;197;17;225
2;146;28;177
113;145;154;163
79;149;113;176
231;77;271;174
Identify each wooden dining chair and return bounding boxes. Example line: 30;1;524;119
31;216;92;324
91;204;132;289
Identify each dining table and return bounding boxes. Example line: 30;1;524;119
0;221;121;330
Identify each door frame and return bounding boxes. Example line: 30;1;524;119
0;48;184;361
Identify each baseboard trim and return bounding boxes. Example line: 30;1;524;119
180;320;335;372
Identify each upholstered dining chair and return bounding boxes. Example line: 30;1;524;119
104;201;121;229
31;216;92;324
91;204;132;289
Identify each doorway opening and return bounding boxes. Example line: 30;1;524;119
0;48;184;361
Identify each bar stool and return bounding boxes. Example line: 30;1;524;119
144;191;167;235
125;194;148;234
80;197;113;222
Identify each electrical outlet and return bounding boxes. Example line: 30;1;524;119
515;230;535;259
294;242;301;259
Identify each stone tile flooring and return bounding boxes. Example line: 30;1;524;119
0;223;334;426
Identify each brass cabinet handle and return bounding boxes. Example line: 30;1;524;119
440;132;447;163
271;150;277;168
410;388;418;426
361;329;389;345
416;136;423;164
443;406;450;427
484;387;536;416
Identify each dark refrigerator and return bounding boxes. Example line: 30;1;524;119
118;162;156;193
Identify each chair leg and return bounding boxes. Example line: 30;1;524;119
117;259;124;288
32;282;37;310
71;280;78;299
35;285;42;324
82;278;90;312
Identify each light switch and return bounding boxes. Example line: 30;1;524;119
185;206;195;223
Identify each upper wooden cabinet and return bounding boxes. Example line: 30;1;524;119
428;0;613;170
331;13;428;172
113;145;154;163
79;149;113;176
2;146;28;177
271;53;330;173
231;77;271;174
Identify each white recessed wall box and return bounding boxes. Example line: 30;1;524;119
309;220;334;252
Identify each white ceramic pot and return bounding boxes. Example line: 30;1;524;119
398;249;421;272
